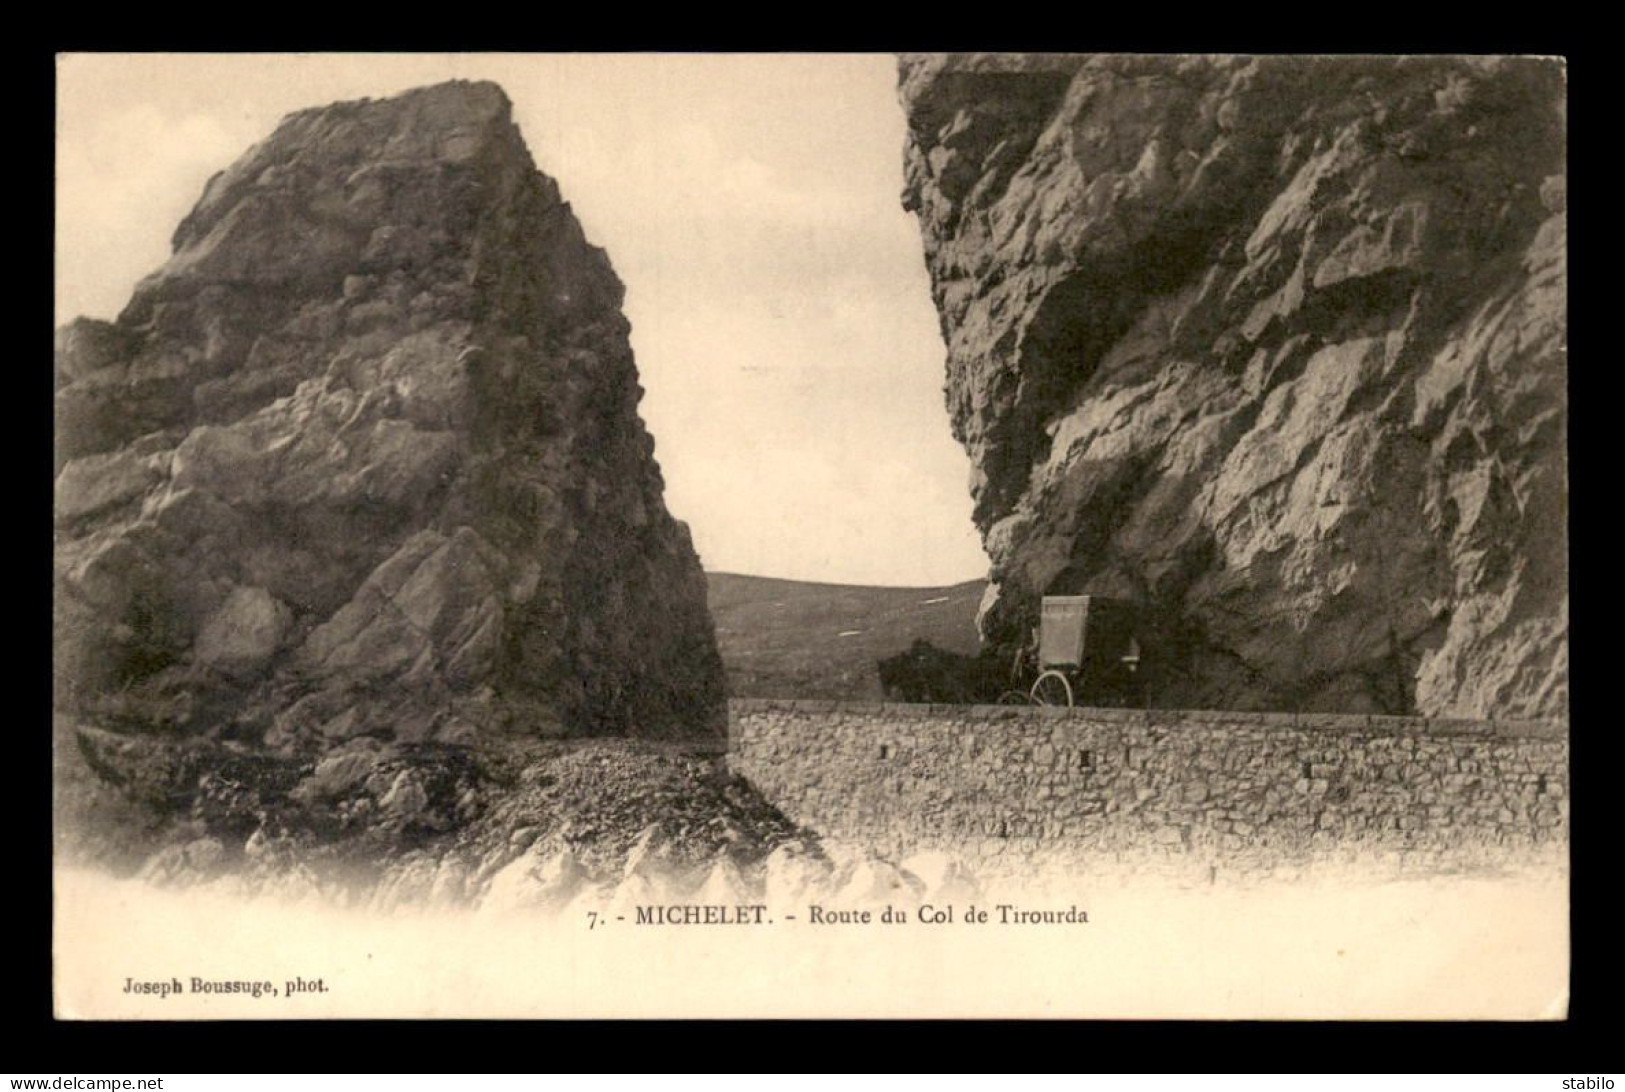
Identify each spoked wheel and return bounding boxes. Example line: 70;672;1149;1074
997;689;1031;705
1030;670;1075;708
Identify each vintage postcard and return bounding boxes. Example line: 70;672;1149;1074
53;52;1568;1020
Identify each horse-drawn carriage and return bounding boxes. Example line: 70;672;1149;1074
1007;594;1143;708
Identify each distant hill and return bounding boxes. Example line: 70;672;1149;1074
706;572;986;699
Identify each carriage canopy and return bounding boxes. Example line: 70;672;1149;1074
1038;595;1139;672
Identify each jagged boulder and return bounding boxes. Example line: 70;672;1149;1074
54;80;725;748
898;54;1567;717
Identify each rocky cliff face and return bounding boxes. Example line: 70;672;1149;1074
899;54;1566;717
55;80;725;746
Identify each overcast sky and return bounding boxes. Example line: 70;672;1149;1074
55;53;989;587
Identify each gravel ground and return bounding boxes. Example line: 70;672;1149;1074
57;718;820;907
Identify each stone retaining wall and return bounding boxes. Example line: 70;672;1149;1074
727;699;1568;877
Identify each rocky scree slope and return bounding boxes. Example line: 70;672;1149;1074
55;80;725;753
899;54;1567;717
59;714;817;910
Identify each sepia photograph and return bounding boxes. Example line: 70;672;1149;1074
51;51;1568;1020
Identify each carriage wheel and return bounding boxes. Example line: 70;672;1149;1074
1030;670;1075;708
997;689;1030;706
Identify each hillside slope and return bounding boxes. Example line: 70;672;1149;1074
707;573;985;699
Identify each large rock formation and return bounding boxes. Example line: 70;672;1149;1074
55;80;725;747
899;54;1566;717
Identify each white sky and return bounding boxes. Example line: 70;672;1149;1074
55;53;989;587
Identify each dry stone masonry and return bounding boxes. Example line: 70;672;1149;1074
730;699;1567;878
